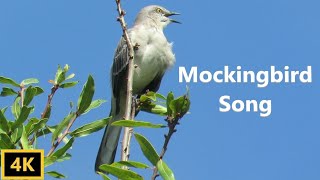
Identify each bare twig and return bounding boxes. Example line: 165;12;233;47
152;117;180;179
114;0;135;165
46;113;79;156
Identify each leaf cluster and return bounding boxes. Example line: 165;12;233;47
97;91;191;180
0;65;108;178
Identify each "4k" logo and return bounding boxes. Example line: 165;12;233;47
10;157;35;172
1;149;44;179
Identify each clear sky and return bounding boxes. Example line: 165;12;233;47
0;0;319;180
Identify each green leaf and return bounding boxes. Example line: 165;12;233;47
0;87;17;97
60;81;79;89
112;161;149;169
0;133;15;149
99;164;143;180
7;121;13;132
11;97;21;119
11;125;23;144
166;92;174;117
52;113;76;143
45;171;66;179
25;118;40;135
97;172;111;180
56;153;71;163
77;75;95;115
146;91;157;101
56;68;66;84
47;125;58;132
1;107;8;114
24;86;37;106
29;106;35;114
82;99;106;115
139;94;149;102
36;128;52;138
34;86;44;96
140;91;157;102
157;159;175;180
31;119;48;136
0;110;9;133
134;133;159;166
51;137;74;160
54;65;63;84
57;72;66;84
26;118;48;136
44;156;57;167
44;153;71;167
70;117;110;138
11;106;33;130
169;95;190;118
45;138;74;167
37;125;57;138
151;105;167;115
112;120;165;128
21;78;39;86
155;93;167;100
0;76;20;87
65;73;75;81
141;104;167;116
21;126;31;150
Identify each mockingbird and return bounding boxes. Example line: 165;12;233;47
95;5;179;171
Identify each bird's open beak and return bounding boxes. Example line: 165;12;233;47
165;12;181;24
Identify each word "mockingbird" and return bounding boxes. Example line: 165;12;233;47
95;5;180;171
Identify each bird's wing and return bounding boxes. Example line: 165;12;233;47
111;37;129;99
141;73;164;93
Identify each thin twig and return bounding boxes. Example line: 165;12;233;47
41;84;59;119
114;0;135;164
29;84;59;145
152;117;180;179
46;113;79;156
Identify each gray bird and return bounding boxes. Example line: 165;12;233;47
95;5;179;172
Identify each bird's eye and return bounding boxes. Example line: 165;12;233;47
156;8;163;14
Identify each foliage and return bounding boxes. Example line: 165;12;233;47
98;90;191;180
0;65;108;178
0;64;191;180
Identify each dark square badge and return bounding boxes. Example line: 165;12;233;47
1;149;44;180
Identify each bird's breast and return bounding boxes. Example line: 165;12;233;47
131;39;175;94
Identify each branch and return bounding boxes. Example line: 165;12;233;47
121;97;136;162
115;0;135;165
41;84;59;119
46;113;79;156
29;84;59;145
152;117;180;179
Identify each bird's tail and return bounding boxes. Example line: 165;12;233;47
95;97;124;172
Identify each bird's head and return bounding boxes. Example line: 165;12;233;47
134;5;180;29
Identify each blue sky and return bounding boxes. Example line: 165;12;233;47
0;0;319;179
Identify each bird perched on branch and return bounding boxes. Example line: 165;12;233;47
95;5;180;171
